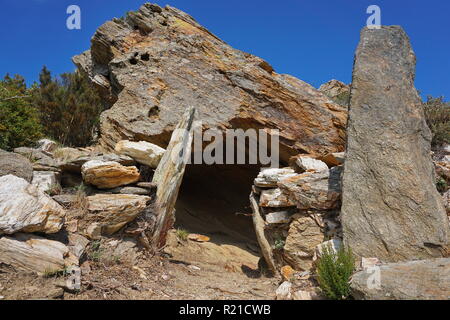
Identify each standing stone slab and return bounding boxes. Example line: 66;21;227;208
341;26;449;262
151;106;195;249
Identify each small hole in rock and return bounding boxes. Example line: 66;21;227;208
129;57;138;65
141;53;150;61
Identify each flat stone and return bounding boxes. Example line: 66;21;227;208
295;156;329;173
0;149;33;182
115;140;165;168
32;171;60;194
254;168;297;188
259;188;296;208
265;211;292;224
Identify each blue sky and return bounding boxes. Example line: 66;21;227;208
0;0;449;100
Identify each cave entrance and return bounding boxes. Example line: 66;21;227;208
174;163;261;249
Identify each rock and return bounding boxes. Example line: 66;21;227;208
259;188;296;208
350;258;450;300
14;147;59;172
341;26;450;262
73;4;347;161
85;194;151;235
37;139;58;154
443;144;450;155
105;186;151;195
151;106;195;248
275;281;292;300
278;166;342;210
292;290;317;300
0;175;65;235
319;79;350;106
254;168;297;188
361;257;381;270
294;156;329;173
443;190;450;215
52;194;77;208
283;215;324;271
85;223;102;240
0;233;71;275
280;265;295;281
320;152;345;167
31;171;60;194
187;234;210;242
67;233;90;259
265;211;292;224
81;160;140;189
136;182;157;189
115;140;165;168
0;149;33;182
314;238;342;261
59;151;136;174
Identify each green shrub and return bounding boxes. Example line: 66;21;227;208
316;244;355;300
0;74;43;150
176;228;189;241
423;96;450;147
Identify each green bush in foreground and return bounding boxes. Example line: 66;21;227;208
317;244;356;300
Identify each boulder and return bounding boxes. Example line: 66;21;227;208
351;258;450;300
0;233;73;275
0;175;65;235
58;150;135;174
275;281;292;300
73;4;347;161
341;26;450;262
278;166;342;210
0;149;33;182
283;214;324;271
254;168;297;188
84;194;151;235
115;140;165;168
81;160;140;189
31;171;60;194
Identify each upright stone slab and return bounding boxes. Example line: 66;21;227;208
341;26;449;262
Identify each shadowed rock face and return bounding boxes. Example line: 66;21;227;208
73;3;347;162
341;26;450;262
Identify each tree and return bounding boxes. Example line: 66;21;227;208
0;74;43;151
423;96;450;148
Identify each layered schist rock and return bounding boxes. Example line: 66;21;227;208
81;160;140;189
341;26;450;262
319;80;350;106
0;175;65;235
0;149;33;182
73;3;347;161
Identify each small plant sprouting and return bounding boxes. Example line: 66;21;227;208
274;237;285;250
88;240;103;262
316;244;356;300
176;228;189;241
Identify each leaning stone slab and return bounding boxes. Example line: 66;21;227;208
341;26;449;262
0;175;65;235
0;233;72;275
115;140;165;168
351;258;450;300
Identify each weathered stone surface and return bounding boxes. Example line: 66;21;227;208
0;233;71;275
254;168;297;188
52;194;77;208
58;150;135;174
109;186;151;195
319;152;345;167
67;233;90;260
259;188;296;208
31;171;60;194
151;106;195;248
115;140;165;168
0;149;33;182
319;80;350;106
275;281;292;300
313;238;342;261
295;156;329;173
278;166;342;210
73;4;347;161
85;194;151;235
341;26;450;262
81;160;140;189
351;258;450;300
14;147;59;172
265;211;292;224
283;215;324;271
443;190;450;215
0;175;65;235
